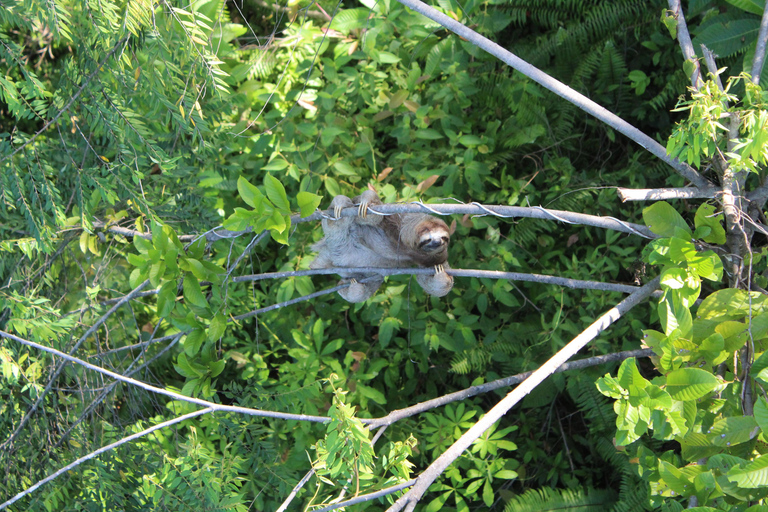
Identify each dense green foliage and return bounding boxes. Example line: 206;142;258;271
3;0;768;510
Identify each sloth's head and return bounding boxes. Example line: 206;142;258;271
417;220;450;254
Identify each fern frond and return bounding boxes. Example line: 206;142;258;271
503;487;616;512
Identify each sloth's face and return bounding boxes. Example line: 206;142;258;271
417;222;450;254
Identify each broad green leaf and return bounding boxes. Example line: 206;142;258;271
174;352;202;378
264;173;291;213
209;360;226;378
666;368;719;400
157;281;177;318
415;128;443;140
262;158;289;171
643;202;691;238
693;18;761;59
237;176;264;209
697;288;768;320
183;274;208;309
378;317;400;348
694;203;726;245
183;328;206;356
617;358;649;390
296;191;321;218
357;383;387;404
658;461;693;497
755;398;768;433
728;454;768;488
708;416;759;447
208;313;227;342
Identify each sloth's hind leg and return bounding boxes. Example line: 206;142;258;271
338;275;384;303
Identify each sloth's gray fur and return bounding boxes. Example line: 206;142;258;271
310;190;453;303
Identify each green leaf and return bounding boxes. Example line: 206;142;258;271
183;274;208;309
378;317;400;348
157;281;177;318
415;128;443;140
693;18;761;59
666;368;719;400
264;173;291;213
617;358;649;390
694;203;726;245
208;313;227;342
708;416;759;447
184;328;206;356
697;288;768;321
296;191;321;218
357;383;387;404
728;454;768;488
237;176;264;209
658;461;693;497
643;202;691;237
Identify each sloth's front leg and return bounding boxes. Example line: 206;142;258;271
354;189;384;226
416;264;454;297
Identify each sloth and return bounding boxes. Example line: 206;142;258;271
309;189;453;303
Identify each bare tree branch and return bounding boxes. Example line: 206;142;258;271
668;0;704;89
235;267;645;294
752;2;768;83
0;408;214;511
0;330;329;424
387;276;661;512
701;45;725;93
311;480;417;512
98;203;657;240
393;0;712;189
617;187;717;202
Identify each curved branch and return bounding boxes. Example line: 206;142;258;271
0;330;329;424
0;408;213;511
388;276;661;512
394;0;712;190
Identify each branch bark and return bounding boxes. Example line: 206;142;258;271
394;0;712;189
0;330;329;424
617;187;717;202
668;0;704;89
386;277;660;512
752;2;768;83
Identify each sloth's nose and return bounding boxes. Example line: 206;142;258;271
419;235;448;251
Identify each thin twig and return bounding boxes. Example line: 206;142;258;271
0;408;213;511
617;187;717;202
387;277;661;512
394;0;712;189
0;330;329;424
